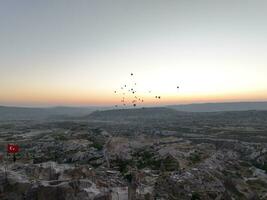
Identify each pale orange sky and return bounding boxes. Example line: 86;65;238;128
1;1;267;107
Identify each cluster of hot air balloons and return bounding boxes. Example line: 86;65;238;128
114;73;180;108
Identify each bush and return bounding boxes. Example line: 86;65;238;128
92;142;103;150
189;153;201;164
191;192;201;200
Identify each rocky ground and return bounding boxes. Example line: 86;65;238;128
0;109;267;199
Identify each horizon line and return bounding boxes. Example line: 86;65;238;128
1;100;267;108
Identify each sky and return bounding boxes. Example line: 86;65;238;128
0;0;267;107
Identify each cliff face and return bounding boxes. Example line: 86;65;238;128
154;150;265;200
0;163;111;200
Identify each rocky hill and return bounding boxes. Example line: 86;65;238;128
169;101;267;112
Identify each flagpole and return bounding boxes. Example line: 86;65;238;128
13;153;16;163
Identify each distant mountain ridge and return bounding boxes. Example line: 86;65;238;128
168;101;267;112
1;101;267;121
0;106;98;120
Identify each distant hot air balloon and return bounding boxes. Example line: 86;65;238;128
113;72;181;108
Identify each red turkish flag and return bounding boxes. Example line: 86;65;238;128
7;144;19;153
